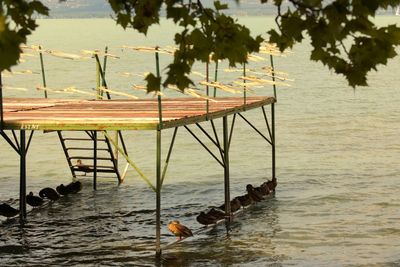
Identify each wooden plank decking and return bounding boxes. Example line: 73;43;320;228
1;96;276;130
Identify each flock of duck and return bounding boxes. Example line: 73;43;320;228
168;178;277;240
196;178;277;226
0;181;82;219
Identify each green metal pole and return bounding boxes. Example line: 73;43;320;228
213;60;218;97
155;50;162;128
93;131;97;190
103;46;108;79
243;63;247;108
96;57;101;100
223;116;231;225
0;71;3;129
39;46;48;98
270;55;277;100
271;103;276;182
19;130;27;221
155;129;162;257
206;60;209;119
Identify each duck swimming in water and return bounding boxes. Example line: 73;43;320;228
168;220;193;240
0;203;19;218
39;187;60;201
26;192;44;207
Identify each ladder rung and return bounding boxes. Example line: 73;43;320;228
72;165;115;169
62;138;107;141
67;147;110;151
75;174;119;179
69;156;113;161
72;168;118;173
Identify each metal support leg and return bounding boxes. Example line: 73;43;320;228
19;130;27;221
222;117;231;225
93;131;97;190
155;129;162;257
271;103;276;181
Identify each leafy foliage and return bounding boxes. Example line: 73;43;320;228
0;0;49;71
108;0;263;90
266;0;400;87
109;0;400;89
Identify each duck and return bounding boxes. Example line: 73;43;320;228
266;178;277;191
206;208;225;220
230;197;242;212
66;181;82;194
196;211;217;226
26;192;44;207
219;197;241;213
256;183;270;196
246;184;263;202
167;220;193;240
0;203;19;218
39;187;60;201
56;184;69;196
76;159;92;173
237;194;253;207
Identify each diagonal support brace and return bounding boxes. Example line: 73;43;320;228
184;126;224;168
103;131;156;192
238;113;272;146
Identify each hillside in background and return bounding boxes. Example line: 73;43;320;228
43;0;288;18
42;0;396;18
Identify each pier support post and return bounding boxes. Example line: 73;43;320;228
271;103;276;181
155;129;162;257
222;116;231;224
19;130;27;221
93;131;97;190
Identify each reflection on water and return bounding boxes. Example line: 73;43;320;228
0;181;282;266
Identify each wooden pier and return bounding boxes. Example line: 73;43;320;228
0;47;279;256
0;95;276;256
1;96;275;130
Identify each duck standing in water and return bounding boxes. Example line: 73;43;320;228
230;197;242;212
220;197;242;213
259;182;271;196
66;181;82;193
168;220;193;240
26;192;44;207
56;184;69;196
246;184;264;202
39;187;60;201
238;194;253;207
0;203;19;218
206;208;225;221
196;212;217;226
266;178;277;192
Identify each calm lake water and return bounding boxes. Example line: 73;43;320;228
1;16;400;266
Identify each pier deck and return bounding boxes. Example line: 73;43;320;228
2;96;275;130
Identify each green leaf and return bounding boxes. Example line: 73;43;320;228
145;73;161;92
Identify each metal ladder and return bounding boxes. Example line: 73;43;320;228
57;130;122;184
